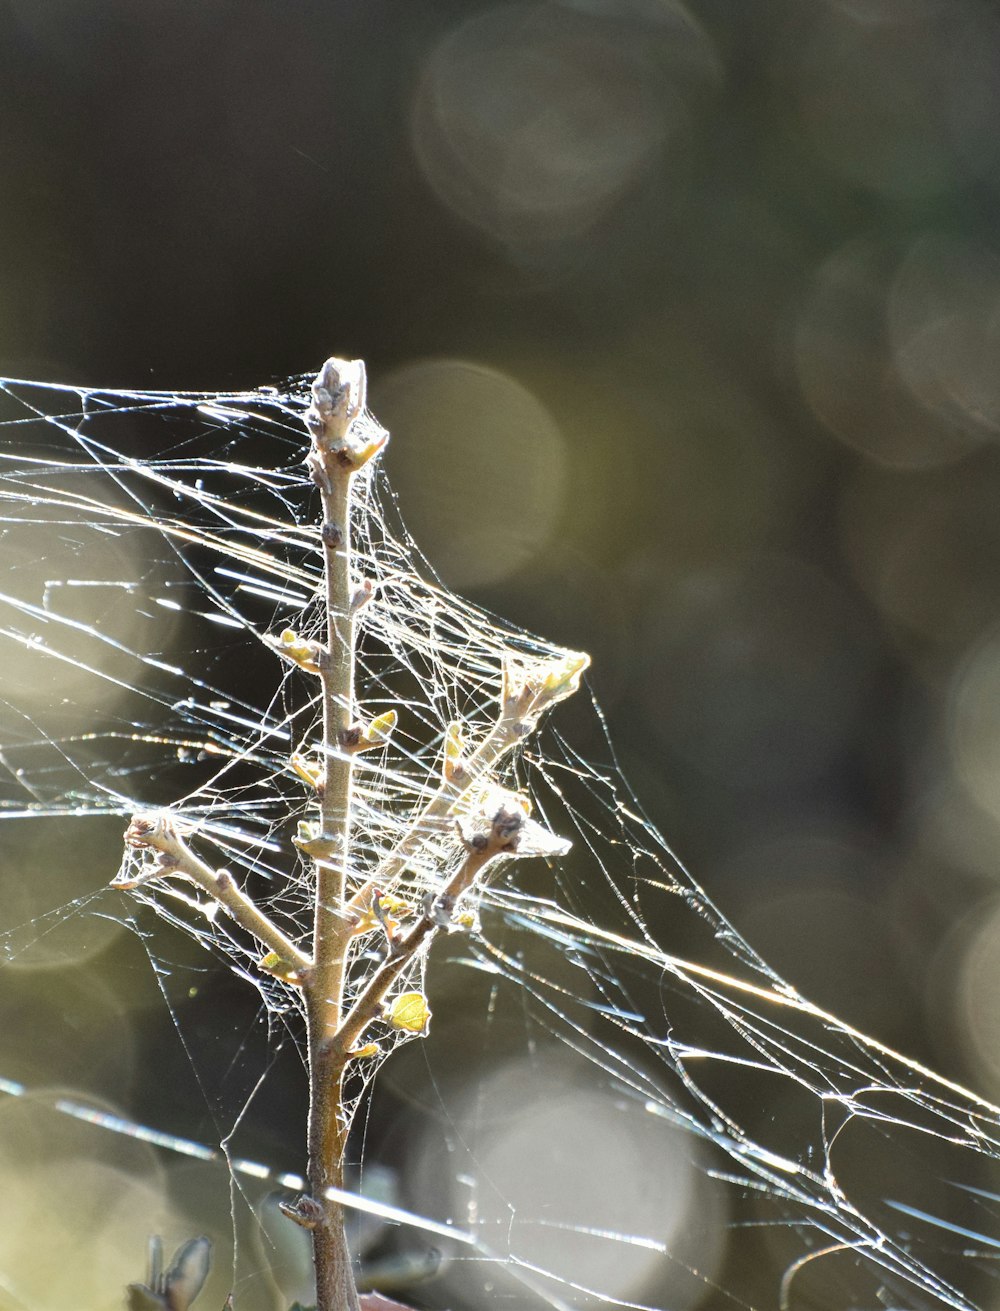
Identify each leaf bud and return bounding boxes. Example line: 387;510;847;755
270;628;323;675
384;991;432;1035
442;721;468;782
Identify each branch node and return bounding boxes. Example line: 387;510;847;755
306;448;332;494
268;628;324;675
350;889;413;939
259;951;307;986
339;709;398;754
294;823;340;860
278;1195;325;1230
423;891;455;928
339;724;364;752
321;521;344;549
290;752;325;791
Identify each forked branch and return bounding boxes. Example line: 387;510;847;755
116;357;588;1311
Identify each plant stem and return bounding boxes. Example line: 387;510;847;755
299;358;384;1311
306;467;358;1311
311;471;355;1030
116;357;586;1311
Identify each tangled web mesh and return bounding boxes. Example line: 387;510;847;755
1;374;999;1311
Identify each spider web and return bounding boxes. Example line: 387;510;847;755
0;374;997;1311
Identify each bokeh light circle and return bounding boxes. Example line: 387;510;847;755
796;237;980;469
0;817;127;968
839;463;1000;653
953;897;1000;1098
378;358;567;591
4;498;182;729
411;1;718;249
0;1088;177;1311
949;627;1000;827
793;6;957;200
421;1052;725;1308
633;553;876;789
888;232;1000;442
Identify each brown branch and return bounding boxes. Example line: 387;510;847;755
346;649;588;919
117;813;309;976
335;801;531;1059
298;357;387;1311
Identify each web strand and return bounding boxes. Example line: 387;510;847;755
1;376;998;1310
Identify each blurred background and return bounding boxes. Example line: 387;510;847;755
4;0;1000;1306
